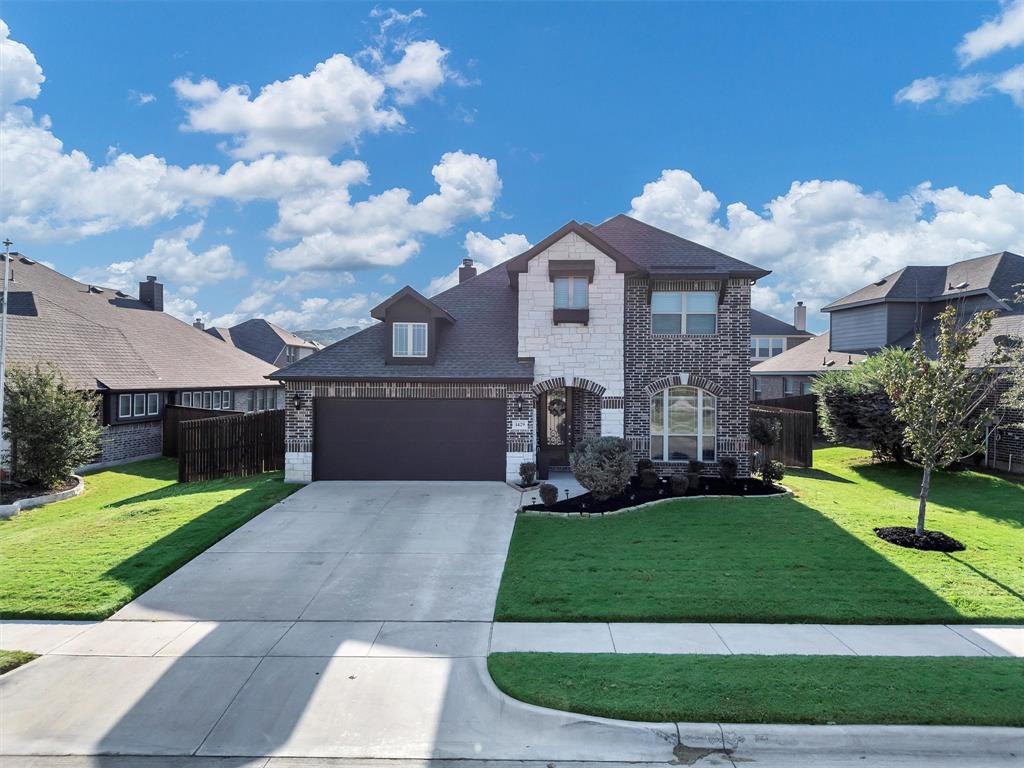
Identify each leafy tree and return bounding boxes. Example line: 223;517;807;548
571;436;635;500
879;306;1004;535
3;365;102;488
998;285;1024;429
813;348;910;462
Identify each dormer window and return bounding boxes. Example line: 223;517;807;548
553;277;588;309
393;322;428;358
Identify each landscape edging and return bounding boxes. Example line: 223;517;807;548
0;475;84;520
517;483;793;516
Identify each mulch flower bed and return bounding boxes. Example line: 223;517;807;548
874;526;966;552
523;474;785;514
0;477;76;504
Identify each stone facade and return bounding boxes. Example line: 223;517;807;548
517;232;625;398
624;277;752;476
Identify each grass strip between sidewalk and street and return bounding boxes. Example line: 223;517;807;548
488;652;1024;726
0;650;38;675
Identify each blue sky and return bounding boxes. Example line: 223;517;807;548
2;1;1022;333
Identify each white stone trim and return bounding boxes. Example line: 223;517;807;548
285;451;313;484
506;450;536;483
600;407;624;438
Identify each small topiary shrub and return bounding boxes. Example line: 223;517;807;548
719;456;738;484
639;467;659;490
518;461;537;486
636;458;655;474
687;459;704;491
759;459;786;487
670;473;689;495
538;482;559;507
571;436;635;501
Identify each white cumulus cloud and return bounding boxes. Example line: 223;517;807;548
0;20;44;109
628;169;1024;321
957;0;1024;66
425;230;531;296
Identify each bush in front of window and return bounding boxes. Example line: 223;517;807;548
639;467;660;490
670;473;690;495
635;457;654;474
3;365;102;489
718;456;738;484
570;436;635;501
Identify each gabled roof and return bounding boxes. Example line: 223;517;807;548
592;214;771;280
751;309;812;337
504;220;642;287
272;261;533;381
751;333;867;375
821;252;1024;312
4;257;277;391
369;286;456;322
212;318;317;365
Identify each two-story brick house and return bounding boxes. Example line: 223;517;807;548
272;215;770;483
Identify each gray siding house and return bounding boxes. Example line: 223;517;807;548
271;215;771;483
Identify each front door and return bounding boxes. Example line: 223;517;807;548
538;387;573;472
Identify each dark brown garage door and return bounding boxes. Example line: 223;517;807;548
313;398;507;481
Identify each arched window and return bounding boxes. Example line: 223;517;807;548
650;386;716;462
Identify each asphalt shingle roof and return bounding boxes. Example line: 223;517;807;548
822;252;1024;311
274;214;772;382
750;309;812;337
272;261;533;381
751;333;868;375
214;318;317;364
4;258;277;391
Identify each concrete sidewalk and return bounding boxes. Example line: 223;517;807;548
490;622;1024;657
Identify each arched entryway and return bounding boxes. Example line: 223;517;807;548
532;377;607;475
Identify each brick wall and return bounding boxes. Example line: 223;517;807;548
624;277;752;476
99;420;163;464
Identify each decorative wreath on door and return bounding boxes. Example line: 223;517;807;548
547;396;567;417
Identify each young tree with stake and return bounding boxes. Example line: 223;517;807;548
880;306;1005;538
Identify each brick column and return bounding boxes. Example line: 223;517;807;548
284;381;313;483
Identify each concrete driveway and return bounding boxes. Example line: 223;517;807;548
0;481;678;762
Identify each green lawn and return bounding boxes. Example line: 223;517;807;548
488;653;1024;726
495;447;1024;623
0;650;38;675
0;459;297;619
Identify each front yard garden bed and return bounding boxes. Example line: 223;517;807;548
0;458;297;619
496;447;1024;623
488;653;1024;726
523;474;784;514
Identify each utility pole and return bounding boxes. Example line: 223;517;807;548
0;238;11;478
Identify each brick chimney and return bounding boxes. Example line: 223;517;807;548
139;275;163;312
193;317;205;330
458;258;477;283
794;301;806;332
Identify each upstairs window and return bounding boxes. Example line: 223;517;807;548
553;277;588;309
751;337;786;359
393;322;428;358
118;394;131;418
651;291;717;335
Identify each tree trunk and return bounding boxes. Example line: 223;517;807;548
916;465;932;536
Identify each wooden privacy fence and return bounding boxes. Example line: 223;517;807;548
178;409;285;482
163;405;241;458
750;405;814;468
757;394;820;432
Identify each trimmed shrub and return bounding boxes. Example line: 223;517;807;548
571;436;635;501
670;473;689;495
538;482;559;507
636;458;655;473
749;415;782;448
4;365;102;489
719;456;738;483
759;459;786;486
639;467;659;490
518;461;537;486
687;459;704;491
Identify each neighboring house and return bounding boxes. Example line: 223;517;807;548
203;318;319;370
758;251;1023;470
750;305;813;362
272;214;770;483
1;257;282;469
751;333;867;400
